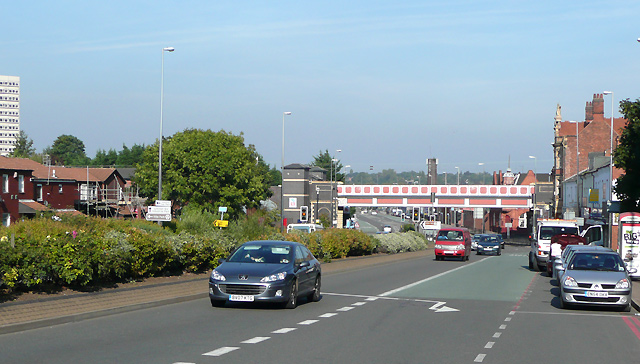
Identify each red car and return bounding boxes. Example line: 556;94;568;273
546;233;586;276
435;228;472;261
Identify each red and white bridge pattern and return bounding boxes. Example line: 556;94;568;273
337;184;534;209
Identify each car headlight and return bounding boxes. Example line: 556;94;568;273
456;244;465;250
563;276;577;287
616;278;630;289
260;272;287;283
211;269;226;281
435;244;443;249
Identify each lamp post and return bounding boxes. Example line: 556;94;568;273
281;111;292;232
330;150;341;227
315;186;320;223
604;91;614;248
529;155;537;222
455;166;460;185
478;162;485;184
158;46;174;204
571;120;581;217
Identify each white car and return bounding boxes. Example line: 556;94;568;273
383;225;392;233
371;211;378;215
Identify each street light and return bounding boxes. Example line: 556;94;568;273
529;155;537;221
330;150;341;227
455;166;460;185
604;91;614;248
158;46;174;204
478;162;485;184
281;111;292;232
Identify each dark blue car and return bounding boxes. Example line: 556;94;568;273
209;240;321;309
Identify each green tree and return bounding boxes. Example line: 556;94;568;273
10;130;36;158
311;149;344;182
614;98;640;211
117;143;146;166
92;148;118;166
49;134;89;166
134;129;272;219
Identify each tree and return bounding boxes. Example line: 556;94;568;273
9;130;36;158
614;98;640;212
49;134;89;165
134;129;272;220
311;149;344;182
92;148;118;166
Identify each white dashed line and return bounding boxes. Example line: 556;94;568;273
337;306;355;311
319;313;338;318
484;342;494;349
203;347;239;357
504;317;512;322
353;302;367;306
241;337;270;344
499;325;507;330
272;328;297;334
493;332;502;338
474;354;486;362
298;319;319;325
365;297;379;301
509;311;516;315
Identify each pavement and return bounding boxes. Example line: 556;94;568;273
1;247;639;336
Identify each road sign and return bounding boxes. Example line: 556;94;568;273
214;220;229;228
155;200;172;207
146;206;172;221
218;206;227;213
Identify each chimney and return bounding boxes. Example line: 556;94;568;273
592;93;604;115
52;169;56;178
585;101;593;121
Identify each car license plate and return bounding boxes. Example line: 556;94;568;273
444;250;455;254
229;295;255;302
484;248;493;251
586;291;608;298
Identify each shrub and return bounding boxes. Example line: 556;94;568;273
374;231;428;254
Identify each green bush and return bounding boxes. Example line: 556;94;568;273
374;231;429;254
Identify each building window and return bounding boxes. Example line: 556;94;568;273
2;174;8;193
59;184;63;194
36;185;43;201
2;213;9;227
18;174;24;193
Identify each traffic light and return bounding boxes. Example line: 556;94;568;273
412;206;420;222
300;206;308;222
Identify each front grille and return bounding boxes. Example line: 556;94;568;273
574;296;621;303
219;284;267;295
577;283;616;289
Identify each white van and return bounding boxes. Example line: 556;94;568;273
287;223;324;233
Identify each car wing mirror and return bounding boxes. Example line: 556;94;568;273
629;268;638;274
297;261;311;269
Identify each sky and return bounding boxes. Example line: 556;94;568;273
3;1;640;176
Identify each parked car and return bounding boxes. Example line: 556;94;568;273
546;234;586;277
209;240;321;309
476;235;502;256
555;245;611;282
559;250;636;312
383;225;392;233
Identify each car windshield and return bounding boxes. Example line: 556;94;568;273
540;226;579;240
292;226;311;232
479;236;497;243
437;230;464;241
228;244;292;264
569;253;625;272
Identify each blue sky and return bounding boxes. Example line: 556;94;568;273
3;1;639;175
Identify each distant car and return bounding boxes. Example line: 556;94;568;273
559;250;636;312
383;225;392;233
490;234;505;249
209;240;321;309
476;235;501;256
361;209;368;214
471;234;487;251
371;210;378;215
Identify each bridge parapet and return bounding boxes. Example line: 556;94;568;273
337;185;534;209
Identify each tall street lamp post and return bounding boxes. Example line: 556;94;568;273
281;111;292;232
529;155;537;223
455;166;460;185
159;46;174;203
330;150;341;227
604;91;614;248
478;162;485;184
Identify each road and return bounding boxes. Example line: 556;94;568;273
1;245;639;363
357;210;405;233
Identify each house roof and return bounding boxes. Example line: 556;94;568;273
18;199;49;214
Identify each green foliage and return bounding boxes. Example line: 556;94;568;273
48;134;89;166
9;130;36;158
134;129;272;220
401;223;416;232
374;231;429;254
614;98;640;212
176;205;218;235
311;149;344;182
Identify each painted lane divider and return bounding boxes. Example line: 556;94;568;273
203;347;239;357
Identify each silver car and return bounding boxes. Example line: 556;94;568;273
559;250;636;312
554;245;611;282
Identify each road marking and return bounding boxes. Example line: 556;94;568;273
272;328;297;334
323;292;458;312
484;342;494;349
504;317;512;322
509;311;516;315
337;306;355;311
353;301;367;306
493;332;502;338
319;313;338;318
298;319;319;325
499;324;507;330
379;258;487;296
623;317;640;342
365;297;379;301
203;347;239;357
241;337;270;344
474;354;486;362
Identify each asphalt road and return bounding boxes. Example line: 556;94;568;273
1;245;639;363
357;211;405;233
